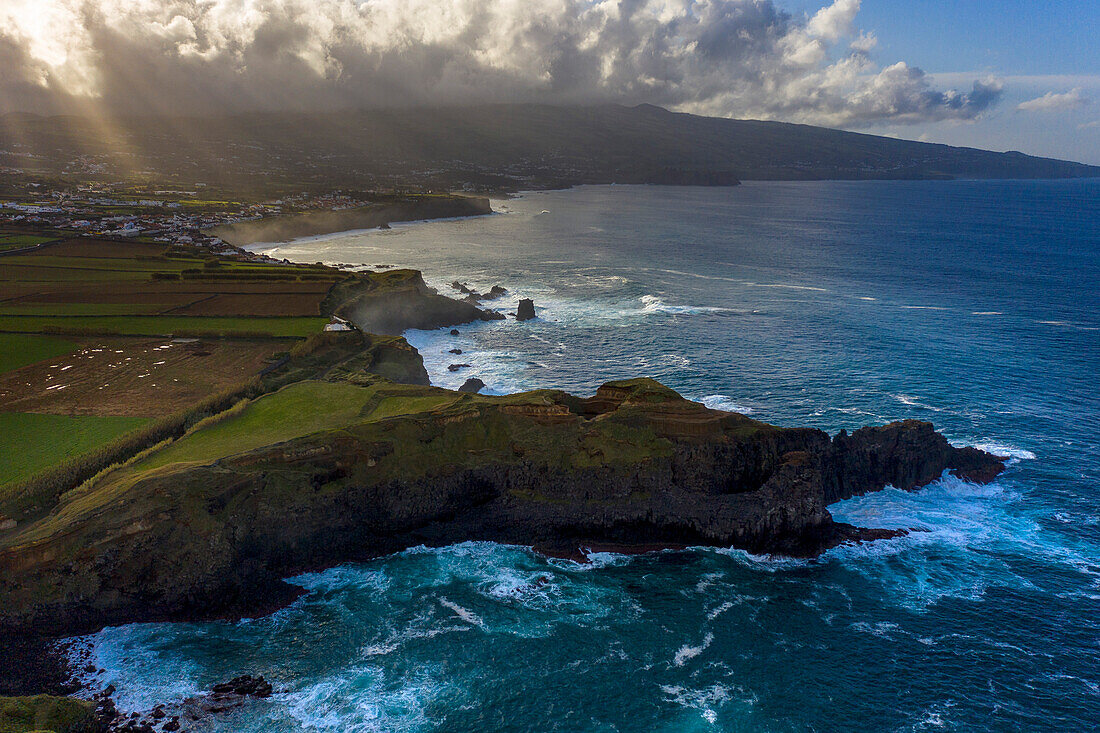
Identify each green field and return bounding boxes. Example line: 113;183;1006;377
0;255;191;271
138;381;379;471
0;303;166;316
0;333;79;374
0;412;149;488
0;264;153;282
0;234;57;249
0;315;327;338
96;381;459;494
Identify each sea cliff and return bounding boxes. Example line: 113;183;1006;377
0;265;1005;722
0;374;1002;638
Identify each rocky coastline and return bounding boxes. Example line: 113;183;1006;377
208;195;493;246
0;265;1006;731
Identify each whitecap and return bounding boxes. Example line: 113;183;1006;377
893;394;942;411
639;294;730;315
699;394;754;414
969;442;1036;461
672;632;714;667
850;621;900;639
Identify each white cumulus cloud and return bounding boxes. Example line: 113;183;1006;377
1017;88;1088;112
0;0;1003;127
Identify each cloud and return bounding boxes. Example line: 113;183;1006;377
0;0;1002;127
1079;120;1100;130
1017;88;1089;112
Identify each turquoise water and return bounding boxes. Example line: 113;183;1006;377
77;181;1099;730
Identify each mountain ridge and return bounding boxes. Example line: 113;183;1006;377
2;103;1095;191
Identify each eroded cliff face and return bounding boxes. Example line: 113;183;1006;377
333;269;505;335
0;378;1003;637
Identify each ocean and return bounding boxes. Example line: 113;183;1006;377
71;180;1100;731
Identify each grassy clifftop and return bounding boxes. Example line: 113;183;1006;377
1;376;803;634
0;695;95;733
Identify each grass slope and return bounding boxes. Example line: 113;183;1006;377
137;381;379;472
0;694;95;733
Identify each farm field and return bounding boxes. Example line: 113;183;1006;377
0;233;59;252
0;314;327;338
0;236;354;492
0;336;282;417
0;333;79;373
0;412;148;489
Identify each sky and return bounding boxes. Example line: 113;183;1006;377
1;0;1097;164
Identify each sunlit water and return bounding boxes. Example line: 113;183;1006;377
72;181;1100;731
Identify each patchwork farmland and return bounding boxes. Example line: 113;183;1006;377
0;237;346;493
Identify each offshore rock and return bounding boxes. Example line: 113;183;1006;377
458;377;486;393
516;298;536;321
0;378;1003;638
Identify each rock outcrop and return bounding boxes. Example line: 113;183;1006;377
0;377;1003;638
333;269;505;335
516;299;536;321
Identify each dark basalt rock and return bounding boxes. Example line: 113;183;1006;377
211;675;272;698
335;270;504;335
516;298;536;321
0;378;1004;641
451;282;507;303
458;377;486;393
450;329;460;335
448;363;472;372
449;348;463;354
451;281;476;295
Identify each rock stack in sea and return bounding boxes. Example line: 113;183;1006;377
516;299;536;321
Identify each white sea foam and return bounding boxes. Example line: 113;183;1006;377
660;682;756;726
282;662;441;733
673;632;714;667
439;598;484;627
823;471;1100;611
639;294;731;315
743;281;829;292
289;564;390;593
66;625;204;713
893;394;943;412
709;547;812;572
699;394;754;414
706;601;736;621
969;442;1037;461
850;621;901;639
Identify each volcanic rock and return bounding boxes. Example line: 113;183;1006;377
516;298;536;321
0;378;1004;639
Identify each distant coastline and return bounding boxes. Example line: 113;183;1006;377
209;195;492;247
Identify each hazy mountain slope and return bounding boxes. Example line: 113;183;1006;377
2;104;1096;189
